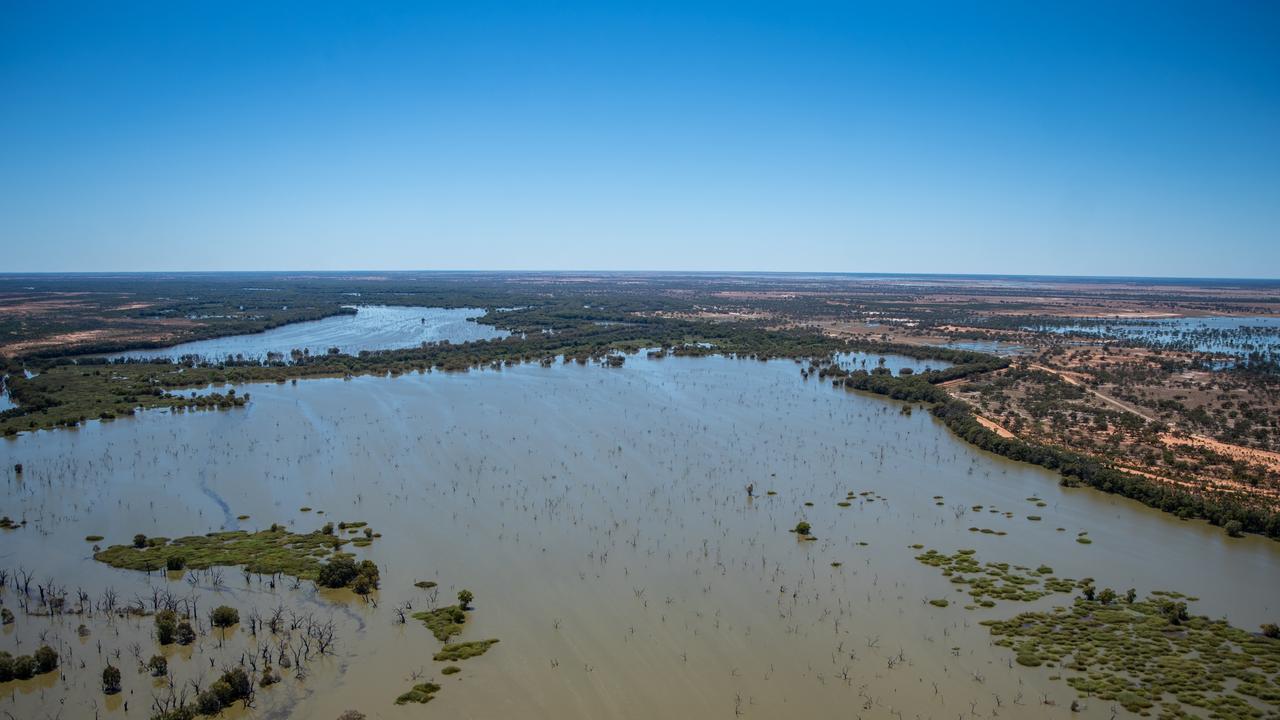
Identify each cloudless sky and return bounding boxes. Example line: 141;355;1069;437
2;1;1278;277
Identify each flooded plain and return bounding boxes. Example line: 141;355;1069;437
1;355;1277;719
111;306;508;362
1030;316;1280;359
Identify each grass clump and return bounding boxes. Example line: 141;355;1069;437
982;593;1280;717
915;548;1084;606
94;523;372;582
433;639;499;662
396;682;441;704
441;665;461;675
413;605;468;641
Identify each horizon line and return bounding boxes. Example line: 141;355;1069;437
1;269;1279;284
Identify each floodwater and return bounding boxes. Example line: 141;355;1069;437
0;379;14;412
1;355;1277;719
1031;316;1280;360
832;351;951;374
944;340;1028;356
110;306;508;362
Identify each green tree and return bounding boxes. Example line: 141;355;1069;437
155;609;178;644
12;655;35;679
211;605;239;628
34;645;58;674
148;655;168;677
317;555;358;588
102;664;122;694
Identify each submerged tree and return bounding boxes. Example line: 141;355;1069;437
102;664;122;694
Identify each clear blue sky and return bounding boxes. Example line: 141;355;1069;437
2;1;1277;277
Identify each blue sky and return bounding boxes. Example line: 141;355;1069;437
2;1;1277;277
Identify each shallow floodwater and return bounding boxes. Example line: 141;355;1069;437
1;356;1277;719
1032;316;1280;360
833;350;951;374
111;305;508;362
945;339;1028;356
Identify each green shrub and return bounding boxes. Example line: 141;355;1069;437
133;533;148;548
793;521;811;536
457;589;474;610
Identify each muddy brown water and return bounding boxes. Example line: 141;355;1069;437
1;355;1276;719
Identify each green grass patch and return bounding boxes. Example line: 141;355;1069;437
395;682;441;704
433;639;499;662
93;523;369;581
413;605;468;642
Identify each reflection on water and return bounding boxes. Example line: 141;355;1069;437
110;305;508;362
0;356;1276;718
832;350;951;374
